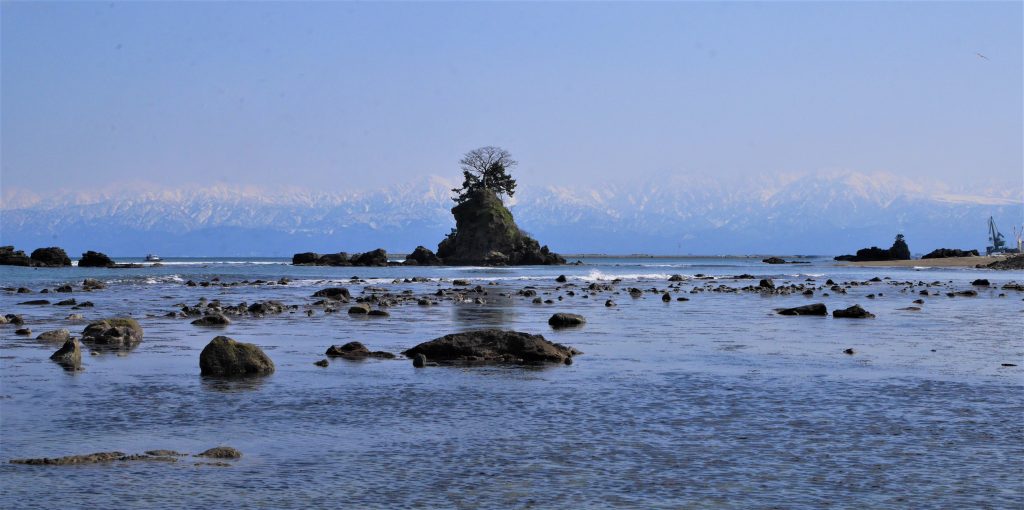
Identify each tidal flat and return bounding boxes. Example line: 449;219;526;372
1;256;1022;509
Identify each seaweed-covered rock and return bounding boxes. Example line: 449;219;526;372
404;246;442;266
312;288;350;300
435;189;563;266
195;446;242;459
291;252;321;265
548;313;586;328
777;303;827;316
37;329;71;342
78;251;115;268
50;338;82;369
30;247;72;267
402;329;580;364
81;318;143;350
199;336;274;377
191;314;231;326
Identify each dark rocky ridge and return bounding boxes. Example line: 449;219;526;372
0;246;72;267
922;248;980;259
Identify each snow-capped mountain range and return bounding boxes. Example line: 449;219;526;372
1;172;1020;257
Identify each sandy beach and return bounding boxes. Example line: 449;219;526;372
843;256;999;268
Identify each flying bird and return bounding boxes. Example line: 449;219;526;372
976;52;989;60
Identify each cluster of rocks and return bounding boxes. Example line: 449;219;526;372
987;255;1024;270
176;298;294;324
292;249;390;267
0;246;71;267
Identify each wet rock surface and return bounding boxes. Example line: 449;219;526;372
325;341;396;359
548;313;586;328
777;303;828;316
81;318;143;351
833;304;875;319
199;336;275;377
403;329;580;364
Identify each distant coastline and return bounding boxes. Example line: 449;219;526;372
841;256;1002;268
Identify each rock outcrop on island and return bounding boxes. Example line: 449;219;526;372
922;248;980;259
0;246;32;266
403;246;443;266
30;247;72;267
0;246;72;267
78;251;116;267
834;234;911;262
291;249;389;266
435;189;564;266
402;329;580;364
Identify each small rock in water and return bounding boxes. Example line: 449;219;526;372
777;304;827;316
555;275;567;283
314;359;329;367
49;338;82;370
661;292;671;302
191;314;231;327
195;446;242;459
348;304;370;315
843;348;855;355
412;353;427;368
971;279;990;286
759;279;775;289
199;336;274;377
15;328;31;336
367;309;390;318
37;329;71;342
605;300;616;307
833;305;875;319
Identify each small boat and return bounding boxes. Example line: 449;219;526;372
145;254;162;262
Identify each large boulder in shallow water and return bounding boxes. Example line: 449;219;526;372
777;303;827;316
435;189;564;266
404;246;442;266
78;251;115;268
81;318;143;350
199;336;274;376
402;329;580;364
312;287;350;300
548;313;586;328
50;338;82;370
30;247;71;267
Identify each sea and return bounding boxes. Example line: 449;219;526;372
1;256;1021;509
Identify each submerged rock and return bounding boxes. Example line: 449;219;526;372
312;288;351;301
10;451;126;465
324;341;396;359
191;314;231;326
195;446;242;459
833;305;875;319
81;318;143;350
37;329;71;342
199;336;274;377
777;303;827;316
402;329;580;364
548;313;586;328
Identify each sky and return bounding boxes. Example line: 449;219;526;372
2;1;1022;196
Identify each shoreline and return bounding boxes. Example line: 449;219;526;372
841;256;999;268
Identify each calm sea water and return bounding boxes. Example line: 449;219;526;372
1;256;1022;509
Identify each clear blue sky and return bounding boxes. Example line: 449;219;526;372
2;1;1021;193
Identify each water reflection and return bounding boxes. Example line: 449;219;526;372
199;375;268;393
451;301;516;329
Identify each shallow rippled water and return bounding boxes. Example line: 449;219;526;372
1;257;1022;509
